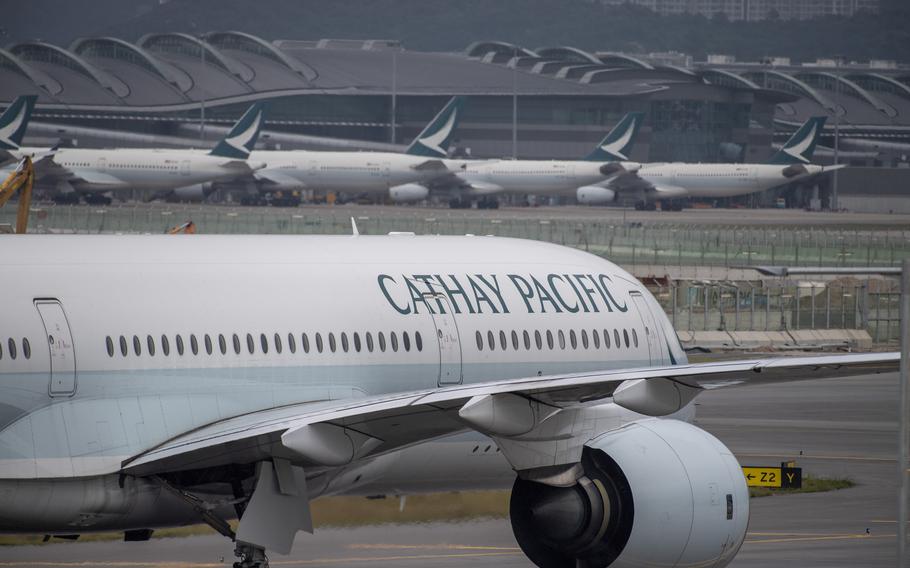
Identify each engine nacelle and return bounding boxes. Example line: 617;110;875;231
577;186;616;204
389;183;429;202
169;183;214;202
510;419;748;568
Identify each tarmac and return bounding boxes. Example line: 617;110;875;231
1;371;901;568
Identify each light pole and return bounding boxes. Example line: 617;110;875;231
199;35;206;144
831;62;840;211
390;46;398;144
512;46;518;159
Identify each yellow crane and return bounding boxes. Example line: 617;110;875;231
0;156;35;234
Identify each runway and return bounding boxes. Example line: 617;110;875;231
1;372;901;567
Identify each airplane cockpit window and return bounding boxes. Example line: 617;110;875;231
106;336;114;358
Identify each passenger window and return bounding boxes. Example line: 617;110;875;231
523;330;531;350
604;329;611;348
632;329;638;348
511;330;519;350
22;338;30;359
487;331;495;351
402;332;410;352
353;332;361;352
341;332;349;353
581;329;589;349
8;338;16;360
302;333;310;353
546;330;554;350
219;334;227;355
329;333;337;353
614;329;621;348
106;336;114;357
204;334;213;355
0;340;3;359
623;329;630;348
535;330;543;349
274;333;282;354
390;332;399;352
476;331;483;351
316;333;324;353
592;329;600;349
569;330;577;350
190;334;199;355
558;330;566;350
176;335;185;356
499;330;506;351
415;331;422;352
288;333;297;354
366;332;374;352
147;335;156;356
378;332;386;352
260;333;269;354
233;334;241;354
133;335;142;356
162;334;170;356
246;333;255;354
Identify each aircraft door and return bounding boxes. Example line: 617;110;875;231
629;291;663;366
424;292;463;386
34;300;77;397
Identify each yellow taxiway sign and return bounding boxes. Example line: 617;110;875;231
742;466;802;488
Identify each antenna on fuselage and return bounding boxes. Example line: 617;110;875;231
351;217;360;236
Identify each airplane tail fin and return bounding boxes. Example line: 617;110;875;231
405;96;466;157
768;116;827;165
209;102;267;159
583;112;645;161
0;95;37;150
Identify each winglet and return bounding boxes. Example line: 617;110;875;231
0;95;38;151
405;96;466;158
583;112;645;161
768;116;827;165
209;102;266;159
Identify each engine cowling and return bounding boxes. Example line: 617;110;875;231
577;186;616;204
389;183;429;202
510;419;748;568
169;183;214;202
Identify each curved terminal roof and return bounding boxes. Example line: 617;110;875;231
466;41;536;59
205;31;317;81
596;52;654;70
535;46;600;64
0;48;62;97
9;41;126;104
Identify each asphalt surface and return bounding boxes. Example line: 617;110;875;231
1;372;902;568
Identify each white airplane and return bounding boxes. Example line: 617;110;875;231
0;99;267;203
229;97;466;204
0;233;898;568
437;112;645;208
578;116;843;209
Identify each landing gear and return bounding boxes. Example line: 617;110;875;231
477;197;499;210
234;541;268;568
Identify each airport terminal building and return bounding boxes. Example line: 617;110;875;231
2;33;909;209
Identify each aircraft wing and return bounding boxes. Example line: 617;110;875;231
121;352;898;477
409;159;448;172
254;170;306;189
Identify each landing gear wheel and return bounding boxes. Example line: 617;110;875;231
233;542;268;568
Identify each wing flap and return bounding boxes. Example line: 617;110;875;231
121;352;898;476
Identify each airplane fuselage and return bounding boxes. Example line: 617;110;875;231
639;162;826;199
450;159;612;196
0;235;683;534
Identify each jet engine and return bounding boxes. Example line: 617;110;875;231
168;183;215;202
577;186;616;204
510;419;748;568
389;183;429;202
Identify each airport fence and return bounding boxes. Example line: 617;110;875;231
647;279;901;342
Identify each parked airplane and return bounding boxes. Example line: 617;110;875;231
218;96;467;205
0;233;897;568
1;99;267;203
0;95;37;167
436;112;645;208
579;116;839;209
